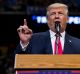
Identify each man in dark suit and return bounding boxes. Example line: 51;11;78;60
13;3;80;55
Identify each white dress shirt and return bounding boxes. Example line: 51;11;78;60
49;30;65;54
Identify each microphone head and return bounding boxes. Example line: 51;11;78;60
55;21;61;33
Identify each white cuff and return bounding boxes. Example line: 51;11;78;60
20;41;29;51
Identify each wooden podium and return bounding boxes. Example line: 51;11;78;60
14;54;80;74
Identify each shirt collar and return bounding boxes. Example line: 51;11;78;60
49;30;65;38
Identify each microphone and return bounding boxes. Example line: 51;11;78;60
55;21;61;34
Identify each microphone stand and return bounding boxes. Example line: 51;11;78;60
55;33;60;54
55;21;61;54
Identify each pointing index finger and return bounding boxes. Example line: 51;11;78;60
24;19;29;28
24;19;27;26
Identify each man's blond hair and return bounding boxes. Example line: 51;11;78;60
46;3;68;16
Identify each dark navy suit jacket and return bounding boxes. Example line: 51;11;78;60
13;30;80;55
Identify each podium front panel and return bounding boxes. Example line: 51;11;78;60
14;54;80;74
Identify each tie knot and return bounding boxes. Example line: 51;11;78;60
55;33;62;37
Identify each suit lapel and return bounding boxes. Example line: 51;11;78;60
44;31;53;54
63;33;73;54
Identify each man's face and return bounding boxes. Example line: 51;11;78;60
47;7;68;33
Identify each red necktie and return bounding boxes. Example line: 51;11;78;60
54;36;62;54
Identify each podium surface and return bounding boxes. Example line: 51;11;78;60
14;54;80;69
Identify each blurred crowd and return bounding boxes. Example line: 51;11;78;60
0;0;80;13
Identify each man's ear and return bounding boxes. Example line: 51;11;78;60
46;15;48;19
46;15;48;22
66;16;69;23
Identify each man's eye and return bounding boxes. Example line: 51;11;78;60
49;13;55;16
59;12;64;15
